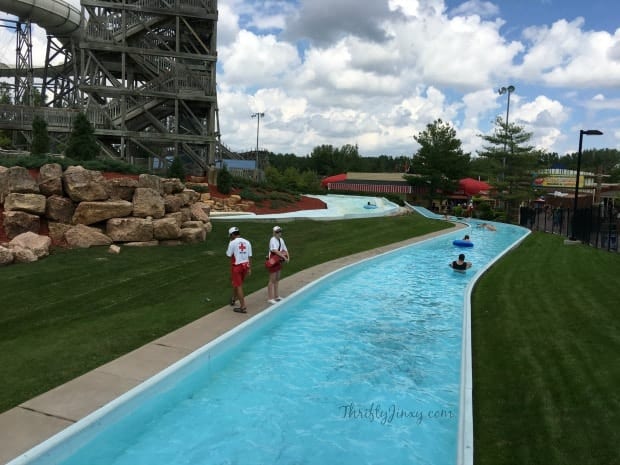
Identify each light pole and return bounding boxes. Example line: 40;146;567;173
570;129;603;240
251;112;264;174
498;85;515;180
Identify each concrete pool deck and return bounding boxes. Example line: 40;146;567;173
0;224;463;465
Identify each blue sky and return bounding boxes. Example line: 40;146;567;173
1;0;619;158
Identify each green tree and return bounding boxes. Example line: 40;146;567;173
337;144;362;172
284;166;308;190
477;116;537;189
308;143;362;176
406;119;470;206
264;165;285;190
309;144;340;176
559;148;620;175
298;170;322;193
478;116;538;220
217;164;233;194
31;115;50;155
537;151;561;169
65;113;99;160
167;155;186;180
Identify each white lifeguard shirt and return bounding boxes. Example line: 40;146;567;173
269;237;288;254
226;237;252;265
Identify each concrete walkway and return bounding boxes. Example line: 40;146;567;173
0;226;459;465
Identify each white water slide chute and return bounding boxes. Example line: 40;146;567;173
0;0;81;39
0;0;82;106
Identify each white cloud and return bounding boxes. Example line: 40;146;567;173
219;30;301;88
520;19;620;87
449;0;500;19
217;3;241;47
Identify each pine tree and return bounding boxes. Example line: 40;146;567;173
167;155;186;180
217;164;233;194
31;115;50;155
65;113;99;160
478;116;538;220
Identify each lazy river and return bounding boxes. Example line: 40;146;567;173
9;215;529;465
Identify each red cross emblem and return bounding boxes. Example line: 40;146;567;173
238;242;247;252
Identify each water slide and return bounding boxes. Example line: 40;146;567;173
0;0;81;39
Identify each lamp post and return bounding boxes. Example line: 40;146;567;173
570;129;603;241
498;85;515;180
251;112;264;174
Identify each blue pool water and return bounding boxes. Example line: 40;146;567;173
13;219;528;465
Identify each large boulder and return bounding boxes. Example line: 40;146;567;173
4;193;47;215
62;166;109;202
72;200;133;225
47;222;72;244
106;177;138;201
0;245;14;266
164;194;184;213
138;173;163;194
11;246;38;264
190;202;210;222
9;231;52;259
179;207;191;223
2;210;40;238
106;217;154;242
6;166;39;194
153;217;181;240
162;178;185;195
65;224;113;248
165;211;184;227
180;226;206;243
132;188;165;218
226;195;243;208
45;195;75;224
179;189;200;206
38;163;64;196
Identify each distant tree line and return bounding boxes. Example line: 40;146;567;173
267;144;411;176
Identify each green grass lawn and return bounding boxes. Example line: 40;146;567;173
0;213;447;413
472;232;620;465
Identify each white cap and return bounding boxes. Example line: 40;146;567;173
228;226;239;235
273;226;282;233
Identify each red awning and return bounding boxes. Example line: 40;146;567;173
321;173;347;187
459;178;492;196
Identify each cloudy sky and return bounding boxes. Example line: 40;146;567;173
1;0;619;158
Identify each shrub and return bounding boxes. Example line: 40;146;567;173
31;116;50;155
217;165;233;194
239;187;264;203
65;113;99;160
1;155;143;174
167;156;186;180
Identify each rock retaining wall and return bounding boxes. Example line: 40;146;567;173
0;164;236;266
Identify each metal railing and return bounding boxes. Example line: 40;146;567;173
521;206;619;252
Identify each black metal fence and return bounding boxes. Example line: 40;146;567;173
519;206;619;252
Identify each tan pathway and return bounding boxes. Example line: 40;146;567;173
0;226;459;464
